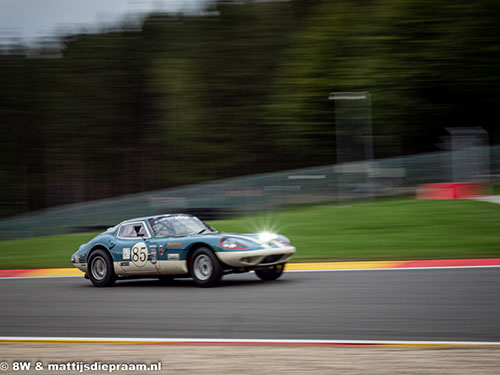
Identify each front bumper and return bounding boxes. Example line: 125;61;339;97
73;262;87;272
216;245;296;268
71;252;87;272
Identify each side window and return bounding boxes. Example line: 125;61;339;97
118;223;148;238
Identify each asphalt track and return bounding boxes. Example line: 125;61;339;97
0;268;499;342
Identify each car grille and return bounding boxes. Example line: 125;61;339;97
261;254;285;264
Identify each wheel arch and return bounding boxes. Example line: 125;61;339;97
88;244;112;261
86;245;117;287
186;242;216;269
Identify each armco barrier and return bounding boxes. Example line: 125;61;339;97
0;145;497;240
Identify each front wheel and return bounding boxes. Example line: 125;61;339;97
88;249;116;287
255;263;285;281
190;247;223;287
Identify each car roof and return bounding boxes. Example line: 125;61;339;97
120;213;193;224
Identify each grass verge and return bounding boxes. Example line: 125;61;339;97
0;198;499;269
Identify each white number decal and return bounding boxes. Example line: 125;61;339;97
131;242;148;267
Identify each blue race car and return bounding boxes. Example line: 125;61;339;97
71;214;296;287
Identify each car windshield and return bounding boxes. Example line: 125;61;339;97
148;215;212;237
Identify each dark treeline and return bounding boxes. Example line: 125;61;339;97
1;0;500;217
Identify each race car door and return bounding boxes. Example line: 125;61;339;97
115;221;160;275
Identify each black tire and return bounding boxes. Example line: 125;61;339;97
88;249;116;287
255;263;285;281
189;247;223;287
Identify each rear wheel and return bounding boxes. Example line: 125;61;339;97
190;247;223;287
88;249;116;287
255;263;285;281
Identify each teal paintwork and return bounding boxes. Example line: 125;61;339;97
71;214;294;277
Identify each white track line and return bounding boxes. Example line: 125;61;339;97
1;336;500;346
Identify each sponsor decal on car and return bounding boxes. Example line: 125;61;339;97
153;217;169;224
122;248;131;260
150;248;157;265
167;242;182;248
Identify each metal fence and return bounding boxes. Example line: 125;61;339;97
1;145;498;240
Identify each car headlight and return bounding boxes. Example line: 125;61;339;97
219;237;252;250
258;232;278;243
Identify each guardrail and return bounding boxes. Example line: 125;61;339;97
0;145;497;240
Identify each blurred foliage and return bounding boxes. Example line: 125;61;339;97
1;0;500;217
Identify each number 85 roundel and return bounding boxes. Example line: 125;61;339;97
131;242;148;267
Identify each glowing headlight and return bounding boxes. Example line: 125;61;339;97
259;232;278;243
